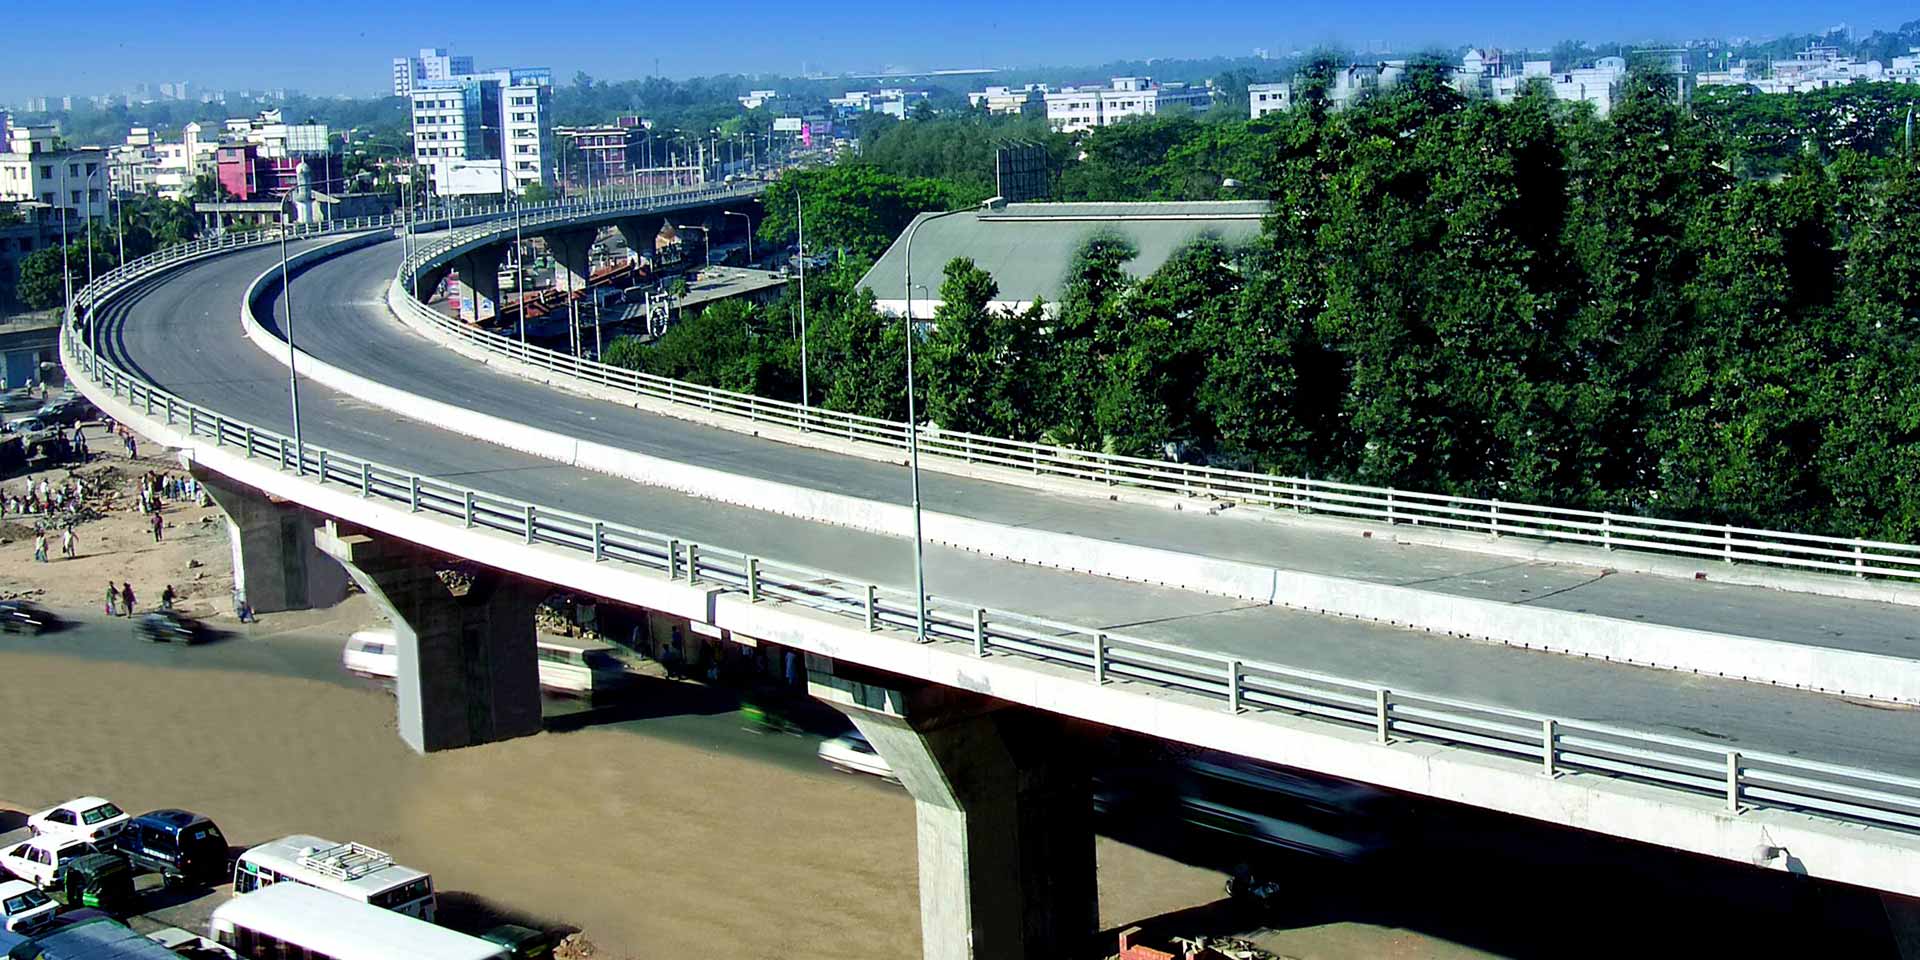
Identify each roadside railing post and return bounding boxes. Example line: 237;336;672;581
186;407;197;436
1726;751;1742;812
1386;490;1396;524
668;539;681;580
164;397;175;425
1542;718;1557;777
686;544;700;584
592;522;605;561
463;491;475;527
243;426;255;457
1855;544;1866;578
409;476;420;512
316;450;328;482
1490;501;1501;537
972;608;987;657
1227;659;1242;714
865;585;878;631
360;463;372;498
1375;689;1391;744
1093;634;1107;684
524;505;536;543
280;438;290;472
1603;515;1613;551
1724;527;1734;563
747;558;761;600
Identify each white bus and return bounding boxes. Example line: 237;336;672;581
210;882;507;960
232;835;435;920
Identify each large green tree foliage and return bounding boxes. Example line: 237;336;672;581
757;164;964;264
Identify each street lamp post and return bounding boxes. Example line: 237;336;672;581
281;191;307;472
723;210;753;264
900;207;965;642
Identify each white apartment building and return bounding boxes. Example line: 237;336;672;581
968;84;1049;116
0;126;111;220
830;88;929;119
1325;62;1406;111
392;47;476;98
1248;82;1291;118
1698;44;1901;94
1043;77;1216;132
410;67;552;197
738;90;779;110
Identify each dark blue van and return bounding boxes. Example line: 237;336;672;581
109;811;228;890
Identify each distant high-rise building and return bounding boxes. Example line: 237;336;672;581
392;47;476;98
409;66;552;197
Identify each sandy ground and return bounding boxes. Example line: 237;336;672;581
0;425;239;621
0;647;1251;959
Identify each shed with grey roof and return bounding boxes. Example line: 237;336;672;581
858;200;1270;316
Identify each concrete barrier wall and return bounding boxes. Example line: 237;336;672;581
65;333;1920;900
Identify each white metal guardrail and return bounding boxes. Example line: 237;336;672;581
395;225;1920;585
59;228;1920;840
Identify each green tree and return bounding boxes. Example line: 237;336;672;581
521;182;553;204
758;164;964;264
15;248;67;310
1045;235;1136;447
1096;239;1237;457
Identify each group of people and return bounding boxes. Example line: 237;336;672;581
136;470;199;543
2;474;92;517
104;580;176;617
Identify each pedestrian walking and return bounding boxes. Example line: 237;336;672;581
160;585;176;611
105;581;119;616
33;530;47;563
233;591;254;624
60;526;75;559
120;582;134;617
151;511;163;543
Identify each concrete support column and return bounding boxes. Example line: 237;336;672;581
415;264;453;305
544;227;598;302
1887;894;1920;959
193;467;348;615
448;244;505;322
615;218;664;264
809;659;1097;960
315;521;544;754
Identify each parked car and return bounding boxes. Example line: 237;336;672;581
481;924;555;960
0;601;60;634
135;610;202;645
0;879;57;933
3;417;47;436
817;730;895;782
58;853;136;914
27;798;129;843
1;835;101;889
111;810;228;889
341;629;398;680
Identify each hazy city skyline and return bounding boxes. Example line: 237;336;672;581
3;0;1917;104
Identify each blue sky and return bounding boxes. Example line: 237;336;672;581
4;0;1914;102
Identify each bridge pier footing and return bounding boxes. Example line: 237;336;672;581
808;658;1098;960
193;467;347;615
315;521;544;754
544;227;597;303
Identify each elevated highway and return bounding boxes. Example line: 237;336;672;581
66;209;1920;959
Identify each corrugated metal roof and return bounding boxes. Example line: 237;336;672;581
859;201;1270;308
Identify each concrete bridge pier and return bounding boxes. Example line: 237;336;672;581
413;262;453;306
315;521;543;754
616;217;665;263
448;243;506;322
809;658;1098;960
192;467;347;615
544;227;598;303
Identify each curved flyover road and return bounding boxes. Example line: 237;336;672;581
87;233;1920;781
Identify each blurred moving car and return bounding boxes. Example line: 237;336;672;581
135;611;203;645
0;879;57;933
817;730;896;782
27;798;129;843
535;639;634;698
342;629;398;680
0;835;100;889
0;601;60;634
481;924;555;960
32;396;95;426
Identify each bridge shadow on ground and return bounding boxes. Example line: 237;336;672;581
1098;798;1900;959
436;890;579;940
540;672;845;738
